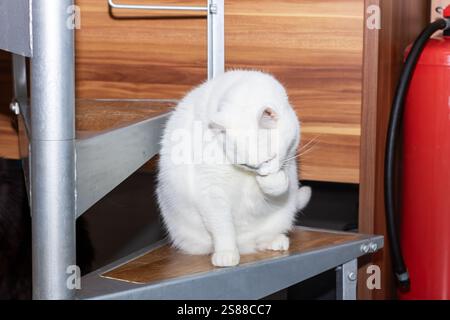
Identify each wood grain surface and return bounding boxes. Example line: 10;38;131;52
76;99;175;132
102;228;362;284
75;0;364;183
0;1;363;182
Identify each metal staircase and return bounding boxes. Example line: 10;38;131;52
1;0;382;300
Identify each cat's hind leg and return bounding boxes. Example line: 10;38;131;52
172;232;213;255
249;203;297;253
163;213;214;255
256;234;290;252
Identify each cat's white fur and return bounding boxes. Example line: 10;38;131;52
157;70;311;267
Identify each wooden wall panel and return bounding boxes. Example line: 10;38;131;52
0;1;364;181
75;0;208;99
75;0;364;183
225;0;364;183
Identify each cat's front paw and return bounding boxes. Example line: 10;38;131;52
256;170;289;197
211;249;240;267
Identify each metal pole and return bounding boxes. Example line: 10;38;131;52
336;259;358;300
207;0;225;79
31;0;76;300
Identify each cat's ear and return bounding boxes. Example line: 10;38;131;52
209;112;227;132
259;107;278;129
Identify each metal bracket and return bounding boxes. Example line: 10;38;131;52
107;0;224;79
336;259;358;300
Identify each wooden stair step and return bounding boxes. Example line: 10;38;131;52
78;227;383;300
103;228;361;284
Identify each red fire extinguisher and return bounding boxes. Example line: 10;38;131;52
385;7;450;299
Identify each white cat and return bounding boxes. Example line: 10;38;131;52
156;70;311;267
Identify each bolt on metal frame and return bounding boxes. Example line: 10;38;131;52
336;259;358;300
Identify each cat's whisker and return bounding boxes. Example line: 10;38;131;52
283;135;322;164
283;146;316;163
283;154;300;163
296;146;316;158
283;149;310;163
298;135;321;152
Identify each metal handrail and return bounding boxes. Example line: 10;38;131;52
108;0;209;12
107;0;224;80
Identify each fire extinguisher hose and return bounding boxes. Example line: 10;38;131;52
385;18;450;290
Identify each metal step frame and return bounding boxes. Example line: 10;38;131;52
78;227;383;300
0;0;32;57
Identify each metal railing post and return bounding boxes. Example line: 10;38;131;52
207;0;224;79
31;0;76;300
